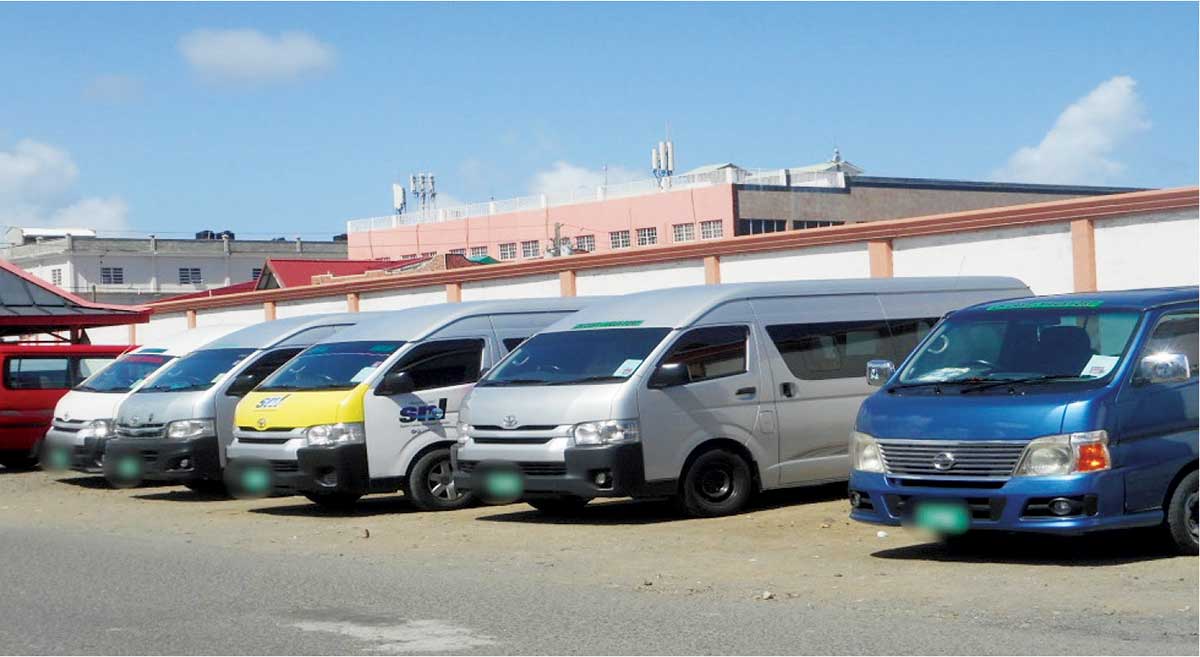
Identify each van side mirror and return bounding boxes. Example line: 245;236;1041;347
649;363;690;389
1137;353;1190;385
226;372;259;397
375;371;415;396
866;360;896;387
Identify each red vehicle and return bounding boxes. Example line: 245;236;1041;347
0;343;130;469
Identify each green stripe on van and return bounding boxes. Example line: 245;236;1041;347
985;300;1105;311
573;320;645;329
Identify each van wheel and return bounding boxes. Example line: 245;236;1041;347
0;453;39;471
1165;470;1198;555
676;448;753;517
304;491;362;509
527;496;590;515
408;448;475;511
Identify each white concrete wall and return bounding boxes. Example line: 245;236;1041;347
893;223;1074;295
462;274;559;301
136;312;188;345
87;324;133;345
1094;209;1199;291
720;243;870;284
195;305;265;329
275;297;349;318
576;260;706;296
359;286;447;311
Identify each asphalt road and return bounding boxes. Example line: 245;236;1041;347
1;521;1196;655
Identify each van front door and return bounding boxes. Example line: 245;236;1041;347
363;338;489;481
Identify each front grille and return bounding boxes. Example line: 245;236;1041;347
269;460;299;473
472;436;554;445
879;440;1026;479
237;426;296;432
116;423;165;439
473;425;558;432
456;461;567;477
237;436;291;445
53;419;84;432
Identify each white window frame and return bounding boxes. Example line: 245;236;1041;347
636;227;658;246
100;267;125;285
470;246;489;258
521;240;541;259
178;267;202;285
575;235;596;252
672;223;695;243
50;268;63;286
610;230;631;249
700;220;724;240
499;243;517;261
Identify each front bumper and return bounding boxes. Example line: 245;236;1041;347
43;428;109;473
453;442;657;499
847;470;1163;535
104;435;221;483
226;444;369;497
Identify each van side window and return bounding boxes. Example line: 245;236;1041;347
4;357;71;389
390;339;485;391
767;321;891;380
656;326;749;384
1140;311;1199;378
502;337;528;352
226;348;304;397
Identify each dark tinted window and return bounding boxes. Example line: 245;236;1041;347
227;348;303;396
767;318;940;381
4;357;70;389
389;339;484;391
502;337;528;352
141;348;257;393
76;353;172;393
888;318;940;361
258;341;403;392
1142;310;1199;378
654;326;748;384
481;328;671;386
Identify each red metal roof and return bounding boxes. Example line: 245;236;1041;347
156;280;259;303
257;258;419;289
0;259;150;337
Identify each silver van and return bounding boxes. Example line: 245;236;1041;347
104;313;368;491
224;298;598;511
453;277;1031;517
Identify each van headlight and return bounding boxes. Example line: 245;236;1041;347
1013;430;1110;477
304;422;365;447
456;423;471;446
166;419;215;440
850;431;885;473
77;419;114;439
572;420;639;446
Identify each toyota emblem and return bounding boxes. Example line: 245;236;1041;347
932;452;957;471
257;418;267;429
501;415;519;429
129;416;142;427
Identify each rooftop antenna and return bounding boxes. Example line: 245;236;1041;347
409;172;438;213
651;129;675;186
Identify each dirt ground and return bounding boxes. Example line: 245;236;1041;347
2;468;1197;636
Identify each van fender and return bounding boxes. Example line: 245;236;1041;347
387;427;455;483
672;423;770;492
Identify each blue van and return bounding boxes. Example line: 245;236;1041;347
848;287;1198;554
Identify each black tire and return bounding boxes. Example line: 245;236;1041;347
304;491;363;509
0;453;40;471
1165;470;1198;555
527;496;590;515
675;448;753;517
183;480;227;496
407;447;475;511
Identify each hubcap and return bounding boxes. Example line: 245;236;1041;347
1186;490;1198;542
427;459;462;501
698;467;733;502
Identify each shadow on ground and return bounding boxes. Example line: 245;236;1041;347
871;527;1185;566
54;475;175;490
246;493;425;518
476;482;849;526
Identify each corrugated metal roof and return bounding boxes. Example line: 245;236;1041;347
0;259;149;337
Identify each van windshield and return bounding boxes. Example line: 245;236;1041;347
480;328;671;386
896;302;1141;390
256;341;404;392
74;353;174;393
139;348;256;393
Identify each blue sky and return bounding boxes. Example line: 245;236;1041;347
0;2;1196;240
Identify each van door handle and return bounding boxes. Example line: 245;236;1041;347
780;382;795;398
735;386;757;396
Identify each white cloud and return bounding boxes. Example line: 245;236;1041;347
994;76;1150;185
179;29;335;83
528;161;641;197
83;74;143;103
0;138;130;234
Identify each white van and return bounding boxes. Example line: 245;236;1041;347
226;298;598;510
453;277;1031;517
41;325;240;473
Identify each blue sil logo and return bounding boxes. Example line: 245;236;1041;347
399;398;448;424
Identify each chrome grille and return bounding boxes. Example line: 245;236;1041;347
116;423;165;439
53;418;86;432
878;440;1026;479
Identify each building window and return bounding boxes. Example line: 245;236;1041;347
735;218;787;236
470;246;489;258
251;267;263;281
178;267;202;285
499;243;517;260
575;235;596;252
610;230;631;249
700;220;724;240
50;268;63;287
100;267;124;285
672;223;695;243
449;248;467;256
401;253;417;260
792;220;845;230
521;240;541;259
636;227;658;246
421;251;437;258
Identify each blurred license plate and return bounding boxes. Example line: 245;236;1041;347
914;500;970;534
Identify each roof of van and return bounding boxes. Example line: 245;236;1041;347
545;277;1029;331
322;297;599;343
136;325;245;356
199;313;365;349
961;286;1199;312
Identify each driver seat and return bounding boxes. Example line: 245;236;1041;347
1036;325;1095;375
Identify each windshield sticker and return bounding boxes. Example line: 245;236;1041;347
1080;355;1120;378
349;364;381;383
255;395;290;409
137;348;168;354
573;320;645;330
612;358;643;377
369;344;399;353
915;367;971;382
985;300;1105;311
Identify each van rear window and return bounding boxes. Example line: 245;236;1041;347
766;318;939;381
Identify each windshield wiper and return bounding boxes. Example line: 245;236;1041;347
479;378;549;387
547;375;627;386
145;383;211;393
959;374;1084;394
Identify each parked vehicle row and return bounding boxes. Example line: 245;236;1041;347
25;278;1198;555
